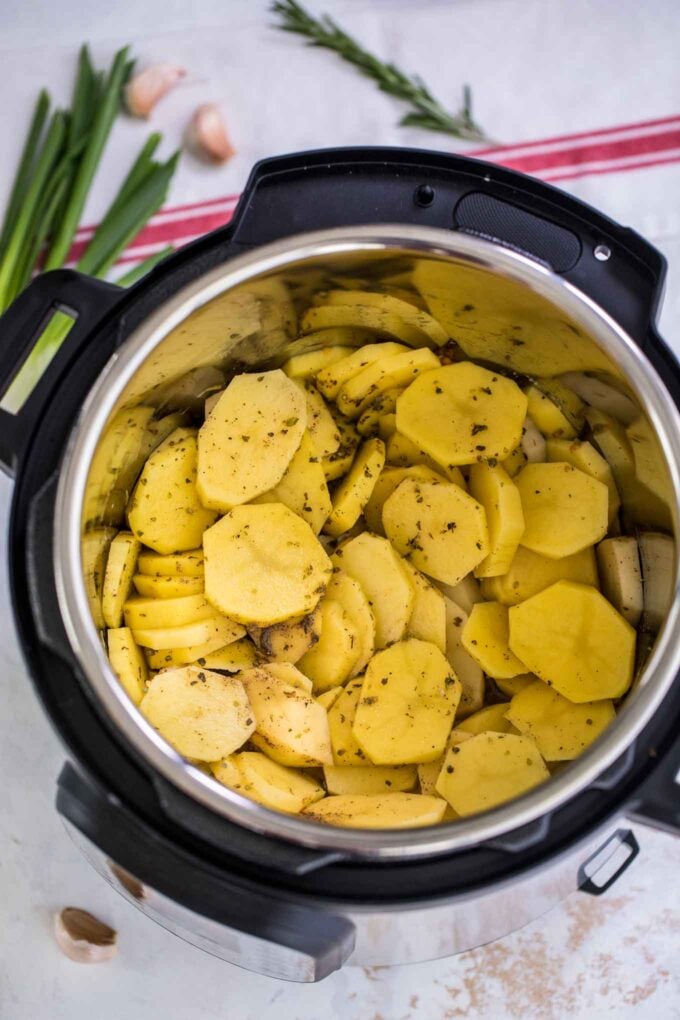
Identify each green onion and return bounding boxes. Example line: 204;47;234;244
0;89;51;255
115;245;174;287
97;132;162;228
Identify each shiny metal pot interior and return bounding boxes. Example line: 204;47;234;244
53;225;680;859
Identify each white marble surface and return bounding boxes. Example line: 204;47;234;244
2;1;680;1017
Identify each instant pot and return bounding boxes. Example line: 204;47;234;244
1;148;679;982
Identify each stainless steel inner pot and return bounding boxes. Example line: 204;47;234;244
53;225;680;859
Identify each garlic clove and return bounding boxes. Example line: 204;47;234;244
186;103;236;164
54;907;118;963
125;63;186;119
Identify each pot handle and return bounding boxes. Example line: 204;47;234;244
628;738;680;837
0;270;122;477
57;763;356;982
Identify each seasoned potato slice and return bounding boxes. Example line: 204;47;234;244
546;438;620;525
435;732;549;816
249;609;320;663
468;463;524;578
316;342;409;400
457;703;515;735
83;528;117;630
396;362;527;467
134;614;245;650
443;597;485;719
328;678;369;765
638;531;675;631
334;533;414;648
364;464;446;535
262;662;314;693
323;764;417;795
626;415;674;508
461;602;527;679
596;537;643;627
197;370;306;511
83;407;155;525
516;463;608;559
502;445;528;478
303;295;443;350
494;674;535;698
525;381;583;439
303;792;446;828
102;533;140;629
295;381;341;459
133;573;204;598
378;412;397;441
146;630;245;669
212;753;325;813
353;639;461;765
128;428;218;553
316;686;344;711
107;627;148;705
506;680;615;760
198;638;261;672
383;479;489;586
124;593;216;631
480;544;598;606
314;290;448;347
561;372;639;424
137;548;204;576
203;504;332;626
323;438;385;537
322;415;360;482
298;600;359;692
282;345;354;380
385;431;466;485
401;560;447;652
140;667;254;760
326;571;376;676
357;388;404;436
240;667;332;766
253;431;332;534
508;581;635;702
337;348;440;418
416;728;473;795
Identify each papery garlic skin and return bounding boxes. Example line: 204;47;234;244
186;103;236;164
125;64;186;119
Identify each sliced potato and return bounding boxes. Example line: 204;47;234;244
316;686;344;711
82;528;117;630
506;680;615;760
124;593;216;631
434;574;484;614
357;388;404;436
337;348;440;418
596;537;643;627
137;548;204;577
383;479;489;586
416;728;473;795
107;627;148;705
461;602;527;679
134;614;245;650
133;573;204;598
385;431;466;485
334;533;414;648
263;662;314;693
363;464;446;535
83;406;155;526
494;674;535;699
378;412;397;441
241;667;332;766
303;297;442;350
402;560;447;652
323;764;417;795
102;533;141;629
203;504;332;626
457;703;514;735
298;600;359;692
249;610;320;663
328;678;370;765
128;428;218;553
502;445;528;478
468;463;524;578
443;597;485;718
626;415;674;510
198;638;261;672
323;438;385;537
314;290;448;347
197;370;307;511
146;630;243;669
561;372;639;425
638;532;675;631
546;438;620;525
435;732;549;816
525;380;584;439
396;362;528;467
353;639;461;765
322;415;359;482
253;431;332;535
295;380;341;459
325;571;376;676
316;342;409;400
508;580;636;702
303;792;446;828
234;753;325;812
516;462;608;559
140;667;254;760
480;544;599;606
281;345;354;380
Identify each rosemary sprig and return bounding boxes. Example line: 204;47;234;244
271;0;491;143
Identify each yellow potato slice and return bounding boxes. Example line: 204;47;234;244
401;560;446;652
378;412;397;441
328;678;369;765
137;548;204;576
303;792;447;828
525;382;583;439
325;571;376;676
128;428;218;554
322;415;359;482
560;372;639;424
146;630;244;669
385;431;467;485
352;639;461;765
203;504;332;626
197;370;306;511
83;406;155;526
337;348;440;418
417;728;473;795
316;341;409;400
323;764;417;795
596;536;643;627
457;703;515;735
435;732;549;816
357;388;404;436
134;614;245;650
262;662;314;693
107;627;148;705
233;753;325;812
133;573;204;598
323;437;385;537
124;593;216;631
141;667;255;760
316;686;344;711
102;532;140;629
443;597;485;718
240;667;333;766
248;609;320;663
508;581;635;702
516;462;608;559
546;438;620;525
363;464;446;535
282;345;354;380
638;531;675;631
297;600;359;692
383;479;489;586
314;290;449;347
468;463;525;578
627;415;674;508
461;602;527;679
396;362;528;467
494;674;535;698
480;544;599;605
334;533;414;648
506;680;615;760
502;445;527;478
294;381;341;460
303;298;442;350
197;638;261;672
253;431;332;535
82;528;117;630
